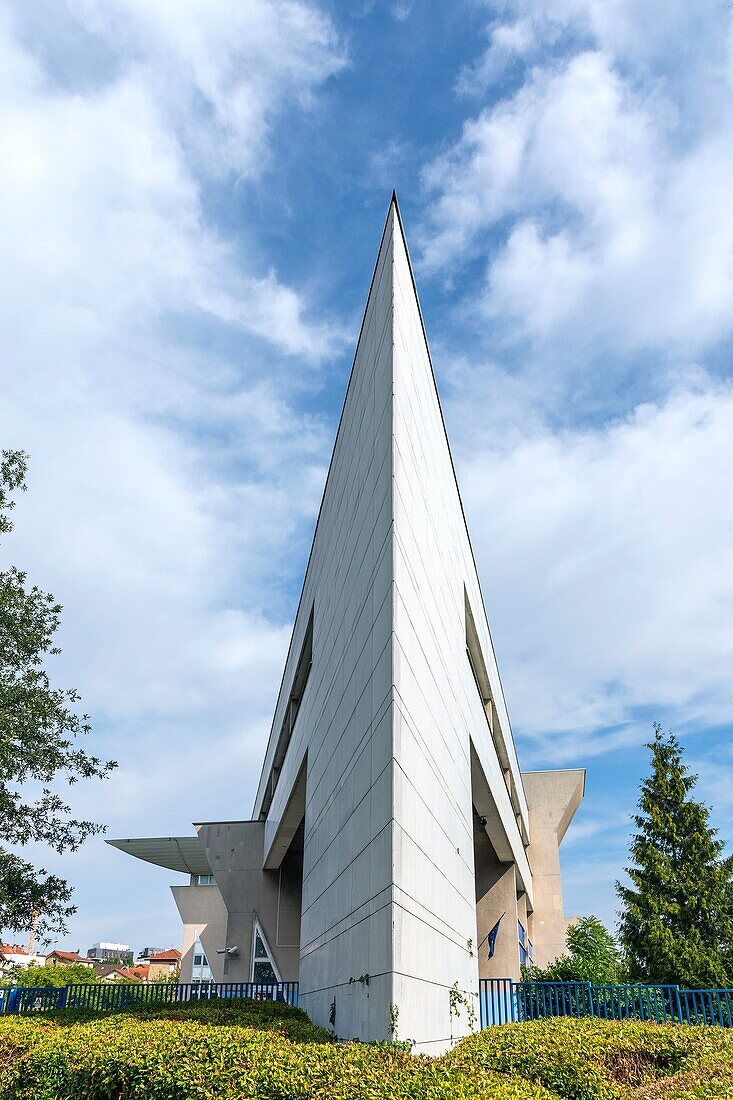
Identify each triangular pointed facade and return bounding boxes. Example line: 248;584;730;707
109;197;584;1051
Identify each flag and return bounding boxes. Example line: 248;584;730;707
487;915;504;960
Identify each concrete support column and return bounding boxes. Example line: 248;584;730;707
522;770;585;969
473;812;520;980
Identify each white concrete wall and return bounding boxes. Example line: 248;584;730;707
390;210;530;1049
256;211;396;1042
254;199;534;1048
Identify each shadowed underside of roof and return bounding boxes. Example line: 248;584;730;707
106;836;211;875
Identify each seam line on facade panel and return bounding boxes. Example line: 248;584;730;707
299;969;390;998
392;888;476;950
299;896;392;957
391;756;474;878
301;758;393;897
300;581;393;815
292;518;392;782
300;815;392;918
300;629;393;833
392;685;472;818
303;686;393;846
253;207;396;817
390;197;529;820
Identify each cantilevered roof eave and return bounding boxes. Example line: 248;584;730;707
106;837;211;876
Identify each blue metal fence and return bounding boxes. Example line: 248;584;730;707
479;979;733;1029
0;980;298;1015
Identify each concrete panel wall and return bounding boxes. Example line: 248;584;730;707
390;206;532;1048
249;199;584;1047
254;211;397;1042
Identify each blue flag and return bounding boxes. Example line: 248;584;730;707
487;915;503;960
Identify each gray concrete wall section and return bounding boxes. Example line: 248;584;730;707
473;812;521;981
171;883;228;984
195;820;301;983
522;770;586;968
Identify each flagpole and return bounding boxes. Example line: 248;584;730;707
476;912;506;953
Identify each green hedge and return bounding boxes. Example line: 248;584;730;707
444;1019;733;1100
2;1001;732;1100
0;1000;553;1100
631;1044;733;1099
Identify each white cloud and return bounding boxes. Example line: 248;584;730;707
0;0;343;947
13;0;346;178
422;3;733;371
454;381;733;761
456;17;537;95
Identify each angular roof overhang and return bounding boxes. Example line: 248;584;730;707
106;837;211;875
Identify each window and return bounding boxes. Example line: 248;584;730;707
250;917;280;983
195;873;216;886
191;937;212;982
261;607;313;818
518;920;533;967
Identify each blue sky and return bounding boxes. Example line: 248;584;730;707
2;0;733;955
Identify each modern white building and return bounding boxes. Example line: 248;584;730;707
109;196;584;1051
86;941;131;961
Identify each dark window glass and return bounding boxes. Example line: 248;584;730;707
253;959;277;983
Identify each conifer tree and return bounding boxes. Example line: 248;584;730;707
617;724;733;988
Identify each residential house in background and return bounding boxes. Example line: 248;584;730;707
95;965;136;983
45;950;94;969
146;949;181;980
0;945;46;976
123;964;151;982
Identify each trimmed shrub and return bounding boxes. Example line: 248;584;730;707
630;1044;733;1099
2;1001;732;1100
444;1018;733;1100
0;1000;554;1100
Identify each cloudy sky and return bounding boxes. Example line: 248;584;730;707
2;0;733;954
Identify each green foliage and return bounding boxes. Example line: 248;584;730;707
632;1043;733;1099
0;998;552;1100
100;955;133;968
445;1018;733;1100
523;917;623;984
150;966;180;984
3;962;99;988
1;1001;733;1100
616;724;733;988
0;450;117;941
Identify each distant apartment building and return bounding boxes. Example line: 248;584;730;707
87;941;131;962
